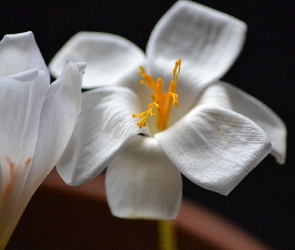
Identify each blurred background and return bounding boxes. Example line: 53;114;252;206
1;1;294;249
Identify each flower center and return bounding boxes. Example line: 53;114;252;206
132;59;181;132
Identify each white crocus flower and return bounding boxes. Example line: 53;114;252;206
0;31;85;248
49;1;286;220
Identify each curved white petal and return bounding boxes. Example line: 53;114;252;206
196;82;232;110
168;81;234;129
146;1;246;120
0;32;49;81
0;69;48;168
49;32;145;89
221;81;287;164
56;86;148;186
0;69;48;244
155;106;271;195
1;62;85;248
23;62;85;191
106;136;182;220
147;1;246;84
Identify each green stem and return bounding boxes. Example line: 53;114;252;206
158;220;178;250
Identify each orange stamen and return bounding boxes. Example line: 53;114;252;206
132;59;181;131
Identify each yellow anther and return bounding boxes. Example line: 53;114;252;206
132;101;159;129
132;59;182;131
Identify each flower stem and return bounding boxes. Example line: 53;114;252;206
158;220;178;250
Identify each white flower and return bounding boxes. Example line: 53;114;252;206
0;31;85;248
49;1;286;219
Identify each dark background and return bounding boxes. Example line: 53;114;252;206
1;1;294;249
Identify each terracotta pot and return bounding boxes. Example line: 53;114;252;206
8;169;270;250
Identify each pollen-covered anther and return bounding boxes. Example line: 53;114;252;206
168;92;178;107
132;101;158;128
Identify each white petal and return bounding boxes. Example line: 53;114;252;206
0;31;49;81
0;156;32;245
196;82;232;110
49;32;145;89
23;62;85;191
0;62;84;247
56;86;148;186
168;81;234;129
146;1;246;119
0;70;48;242
155;106;271;195
0;70;48;168
147;1;246;84
106;136;182;220
221;81;287;164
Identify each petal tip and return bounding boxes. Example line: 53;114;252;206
1;31;34;41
